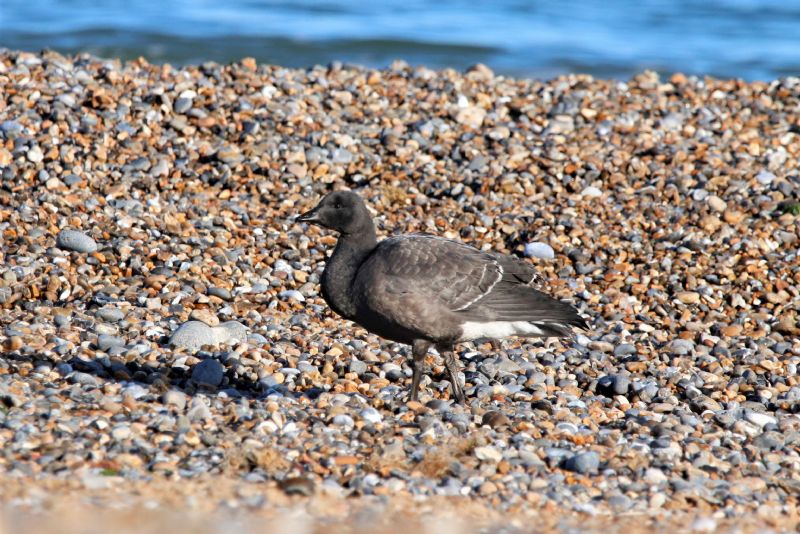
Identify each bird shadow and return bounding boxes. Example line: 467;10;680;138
0;339;320;408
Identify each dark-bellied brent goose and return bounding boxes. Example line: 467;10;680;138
296;190;587;403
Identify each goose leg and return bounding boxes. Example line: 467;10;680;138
442;349;465;404
409;340;431;402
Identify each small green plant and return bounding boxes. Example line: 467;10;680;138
782;202;800;215
100;468;119;477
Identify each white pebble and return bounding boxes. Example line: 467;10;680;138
332;414;354;427
170;320;247;352
643;467;667;485
581;186;603;197
524;242;555;260
744;410;777;428
360;408;383;425
111;425;132;440
691;517;717;532
474;446;503;463
279;290;305;302
170;321;217;351
706;195;726;213
755;170;776;185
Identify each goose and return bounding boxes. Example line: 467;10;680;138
296;190;587;402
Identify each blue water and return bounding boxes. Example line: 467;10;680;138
1;0;799;80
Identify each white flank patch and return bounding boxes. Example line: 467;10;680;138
459;321;545;341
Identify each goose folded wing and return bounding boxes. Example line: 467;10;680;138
369;235;504;311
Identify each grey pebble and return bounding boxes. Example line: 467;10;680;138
218;321;248;344
564;451;600;474
192;359;225;387
97;334;125;352
753;431;784;451
122;383;149;399
0;287;13;305
689;395;722;412
670;339;695;355
96;307;125;323
125;156;150;172
332;148;353;164
173;97;193;114
714;410;738;428
170;321;218;352
597;374;630;396
1;120;23;137
69;372;98;386
208;287;232;301
56;229;98;253
260;375;282;388
613;344;637;357
297;361;318;374
248;333;268;345
55;363;73;376
64;174;82;186
288;314;308;327
349;359;368;375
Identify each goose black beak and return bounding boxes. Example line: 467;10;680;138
295;207;320;224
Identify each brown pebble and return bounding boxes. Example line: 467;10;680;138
479;481;498;495
5;336;23;351
481;411;510;429
723;210;746;224
189;308;220;326
676;292;700;304
100;399;123;414
405;400;426;413
720;324;742;337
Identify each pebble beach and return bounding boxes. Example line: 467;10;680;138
1;49;799;532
